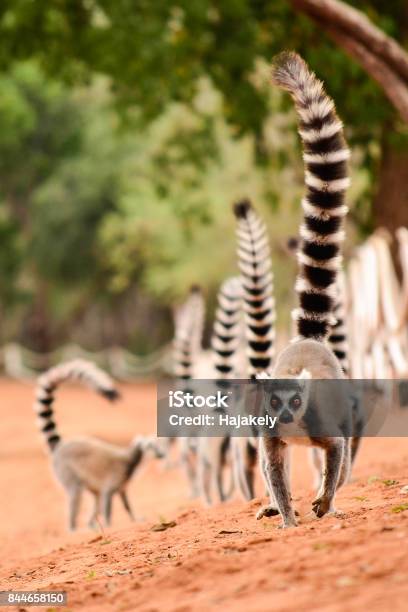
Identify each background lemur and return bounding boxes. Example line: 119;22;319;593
232;199;276;501
172;285;206;497
255;51;353;528
34;359;163;530
172;285;205;381
197;276;242;504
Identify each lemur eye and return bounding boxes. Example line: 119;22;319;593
270;396;280;409
291;395;301;409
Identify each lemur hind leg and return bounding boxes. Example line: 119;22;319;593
67;484;82;531
87;493;100;529
233;438;256;501
311;437;344;517
198;457;212;505
351;436;362;465
243;440;257;500
120;490;135;521
180;438;199;498
310;447;324;493
101;489;114;526
213;456;227;503
257;437;297;528
337;438;351;489
215;437;234;502
351;395;365;468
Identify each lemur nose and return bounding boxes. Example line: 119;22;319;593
279;410;294;424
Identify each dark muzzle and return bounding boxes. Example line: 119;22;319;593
279;410;294;424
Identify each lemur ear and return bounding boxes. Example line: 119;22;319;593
255;371;272;379
297;369;312;391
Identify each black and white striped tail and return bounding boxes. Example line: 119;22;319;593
272;52;350;342
34;359;119;451
173;285;205;380
211;276;243;379
328;272;349;375
286;236;349;374
233;200;275;377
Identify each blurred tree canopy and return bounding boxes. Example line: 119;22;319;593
0;1;404;129
1;1;407;227
0;1;405;351
0;64;124;349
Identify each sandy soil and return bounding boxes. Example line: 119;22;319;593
0;379;408;611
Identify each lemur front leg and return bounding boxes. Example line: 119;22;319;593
257;437;279;517
257;437;297;528
311;437;344;517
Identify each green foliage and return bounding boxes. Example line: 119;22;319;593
0;63;123;345
1;1;406;139
98;87;304;310
1;1;406;229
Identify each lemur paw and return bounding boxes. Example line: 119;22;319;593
312;495;332;518
328;508;345;518
277;521;298;529
256;504;280;520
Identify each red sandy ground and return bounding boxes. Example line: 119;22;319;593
0;379;408;612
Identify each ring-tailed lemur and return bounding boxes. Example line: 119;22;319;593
34;359;163;530
255;51;353;528
172;285;206;497
286;236;362;477
232;200;276;500
197;276;243;504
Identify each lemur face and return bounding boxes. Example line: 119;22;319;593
269;389;305;423
259;370;311;424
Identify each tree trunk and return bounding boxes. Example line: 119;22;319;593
373;140;408;231
290;0;408;122
21;278;52;354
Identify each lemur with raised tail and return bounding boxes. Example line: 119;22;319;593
255;52;353;528
285;236;363;477
34;359;163;530
232;200;276;500
197;276;243;504
172;285;206;497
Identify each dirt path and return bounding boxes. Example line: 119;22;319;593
0;380;407;611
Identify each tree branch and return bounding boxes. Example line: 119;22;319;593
291;0;408;82
326;25;408;122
